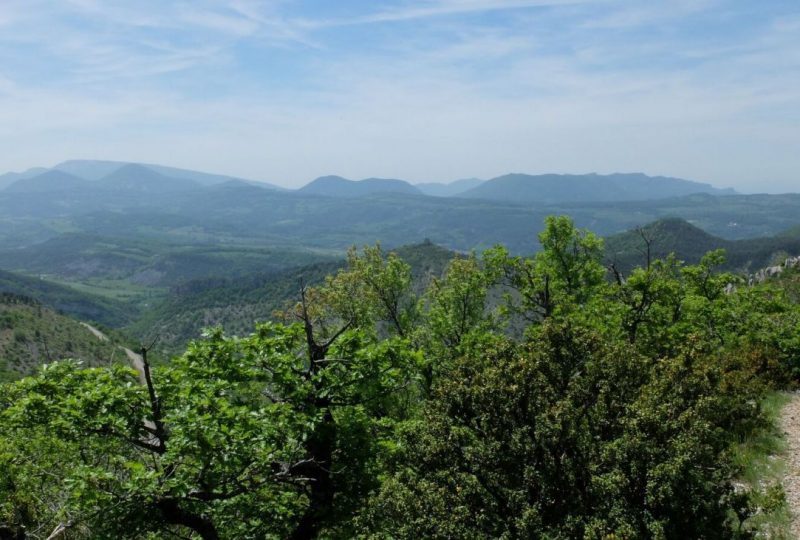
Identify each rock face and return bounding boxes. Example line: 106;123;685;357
749;256;800;285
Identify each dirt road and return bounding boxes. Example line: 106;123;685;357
81;322;145;383
780;392;800;537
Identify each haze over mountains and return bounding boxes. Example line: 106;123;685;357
299;175;423;197
458;173;735;203
3;157;796;356
0;160;284;192
3;159;798;258
2;159;735;201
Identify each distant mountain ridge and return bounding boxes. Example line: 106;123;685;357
0;167;48;190
0;160;282;192
296;172;733;203
3;162;734;205
101;164;201;193
4;170;90;193
299;175;423;197
459;173;735;203
416;178;484;197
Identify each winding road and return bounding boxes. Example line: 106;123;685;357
81;322;145;383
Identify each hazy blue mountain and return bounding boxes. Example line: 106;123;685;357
48;159;283;189
299;175;423;197
2;175;799;255
4;170;92;193
100;164;201;193
138;163;282;189
459;173;735;203
0;167;49;190
53;160;128;180
2;159;798;257
416;178;484;197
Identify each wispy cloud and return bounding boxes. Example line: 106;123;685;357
0;0;798;192
580;0;719;30
300;0;589;27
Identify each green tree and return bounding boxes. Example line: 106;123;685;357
0;322;419;539
357;322;766;539
485;215;605;324
2;218;798;539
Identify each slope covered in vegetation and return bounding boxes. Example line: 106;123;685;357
2;217;799;539
0;268;132;327
0;293;126;381
605;217;800;274
128;241;456;354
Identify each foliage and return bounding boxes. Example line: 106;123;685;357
604;217;800;274
2;216;799;539
357;327;764;539
0;293;125;381
0;268;132;327
128;242;454;356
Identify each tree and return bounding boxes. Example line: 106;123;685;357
485;215;605;324
2;219;797;539
357;321;767;539
0;322;419;539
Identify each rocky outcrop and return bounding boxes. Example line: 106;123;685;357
748;256;800;285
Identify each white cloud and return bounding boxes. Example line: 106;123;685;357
300;0;591;28
0;1;798;193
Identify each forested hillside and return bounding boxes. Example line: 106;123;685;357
605;217;800;273
2;217;798;539
0;235;335;289
0;293;126;381
128;241;456;354
0;268;132;327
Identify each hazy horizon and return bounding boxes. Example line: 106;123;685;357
1;0;798;192
1;159;749;193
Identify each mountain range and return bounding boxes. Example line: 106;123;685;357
1;160;735;204
458;173;735;203
1;159;798;258
293;171;734;202
0;160;283;192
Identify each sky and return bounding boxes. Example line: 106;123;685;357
0;0;798;192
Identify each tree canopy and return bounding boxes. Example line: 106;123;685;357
2;216;798;539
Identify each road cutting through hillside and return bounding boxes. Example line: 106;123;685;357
81;322;146;383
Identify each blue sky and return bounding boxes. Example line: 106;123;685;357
0;0;798;191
